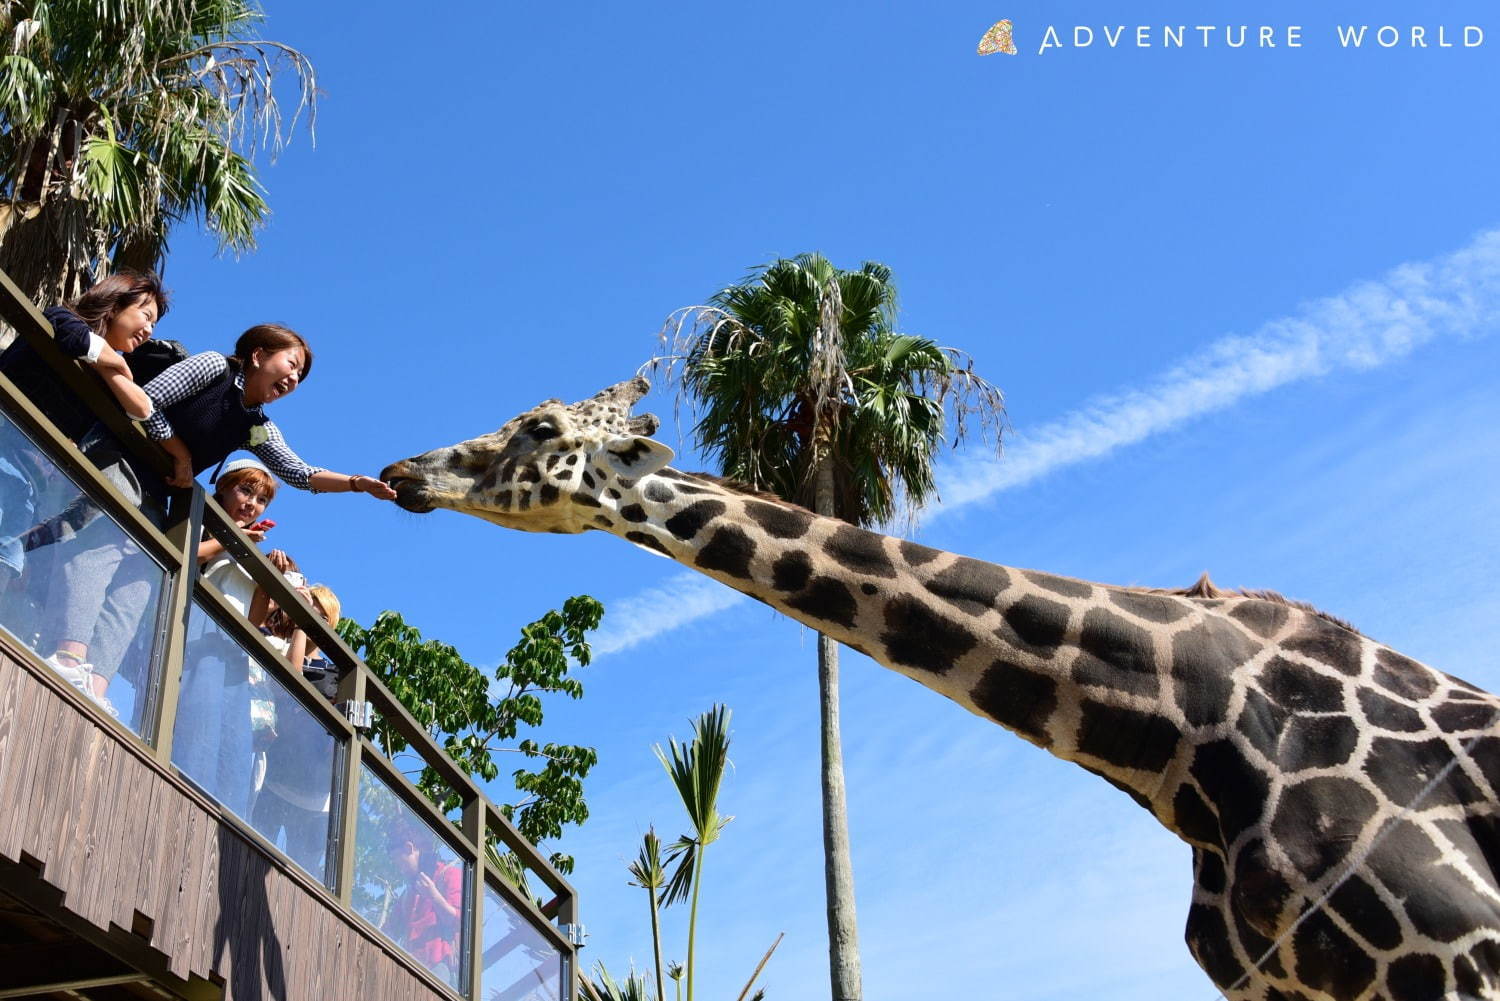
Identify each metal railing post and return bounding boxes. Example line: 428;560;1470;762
148;487;203;761
334;666;367;903
462;800;486;1000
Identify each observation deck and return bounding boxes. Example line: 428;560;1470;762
0;274;577;1001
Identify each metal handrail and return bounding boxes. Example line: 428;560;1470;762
0;269;578;1001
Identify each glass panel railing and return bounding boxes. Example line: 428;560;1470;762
172;598;341;884
480;881;564;1001
0;407;169;734
353;763;471;992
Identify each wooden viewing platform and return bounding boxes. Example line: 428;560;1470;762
0;273;578;1001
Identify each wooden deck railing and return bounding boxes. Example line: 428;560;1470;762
0;269;577;1001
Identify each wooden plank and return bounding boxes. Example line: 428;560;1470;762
205;825;251;989
102;748;153;933
0;663;38;859
17;696;69;865
75;737;127;929
54;726;111;902
30;706;92;879
181;801;221;978
146;783;191;951
163;802;207;980
0;677;49;860
126;774;174;939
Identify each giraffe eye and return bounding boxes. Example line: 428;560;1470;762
530;423;559;441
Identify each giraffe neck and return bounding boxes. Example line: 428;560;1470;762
595;468;1243;820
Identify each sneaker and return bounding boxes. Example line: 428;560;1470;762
43;652;92;689
83;687;120;720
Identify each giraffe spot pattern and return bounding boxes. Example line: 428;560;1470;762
1387;953;1448;1000
743;499;813;539
1107;590;1189;624
1227;599;1290;638
860;583;877;596
771;551;812;592
1404;864;1498;943
969;660;1056;746
1185;905;1246;991
1235;687;1288;762
665;500;726;541
1174;622;1256;726
1173;784;1221;847
574;493;602;508
1292;909;1376;998
880;596;975;675
1282;620;1363;676
1194;848;1226;894
1327;874;1403;951
898;539;942;566
1373;647;1438;699
625;531;669;556
1433;699;1497;733
620;503;648;523
1260;656;1344;713
997;595;1068;654
538;484;560;505
1271;777;1375;878
1072;609;1159;697
1022;570;1093;599
924;558;1011;616
1076;699;1181;774
1356;687;1426;732
1230;839;1293;941
826;524;897;578
494;489;513;509
1280;714;1361;770
787;576;858;629
1190;740;1271;844
696;526;755;580
644;481;674;503
1365;736;1488;808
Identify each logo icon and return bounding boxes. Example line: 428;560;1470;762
978;19;1018;55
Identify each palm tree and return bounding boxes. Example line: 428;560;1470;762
659;254;1004;1001
656;704;732;1001
0;0;315;305
626;828;669;1001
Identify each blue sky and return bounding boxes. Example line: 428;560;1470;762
150;2;1500;998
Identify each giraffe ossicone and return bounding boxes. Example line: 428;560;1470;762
382;376;1500;1001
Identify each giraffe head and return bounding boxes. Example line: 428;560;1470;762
381;376;673;532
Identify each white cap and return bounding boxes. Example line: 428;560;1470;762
219;457;270;477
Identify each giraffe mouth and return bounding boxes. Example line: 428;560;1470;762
380;464;435;514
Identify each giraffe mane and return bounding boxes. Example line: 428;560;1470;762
1140;572;1362;635
678;474;1362;635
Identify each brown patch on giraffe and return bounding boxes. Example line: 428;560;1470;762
1273;777;1376;879
1279;714;1360;771
787;577;858;629
1229;839;1294;940
899;539;942;566
1172;784;1222;848
1226;598;1290;638
1259;655;1345;713
574;493;602;508
969;660;1056;746
1372;647;1438;699
1235;688;1288;761
924;558;1011;617
538;484;560;505
1387;954;1450;1001
1075;699;1181;774
1172;620;1256;726
1356;688;1427;732
1072;609;1159;698
771;551;812;592
743;499;813;539
1193;847;1226;894
665;500;727;541
1281;619;1364;676
1293;909;1377;998
1190;740;1270;843
997;594;1069;655
1023;570;1093;599
1432;699;1497;733
625;531;669;556
620;503;648;523
1327;875;1403;951
1184;905;1248;992
826;524;897;579
695;525;756;580
1106;589;1189;624
880;596;976;675
1142;573;1360;634
1365;736;1489;808
643;481;674;503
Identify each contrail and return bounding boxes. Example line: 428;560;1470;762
594;229;1500;655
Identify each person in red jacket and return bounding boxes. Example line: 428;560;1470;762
388;836;464;984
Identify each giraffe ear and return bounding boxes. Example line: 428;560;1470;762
603;436;674;478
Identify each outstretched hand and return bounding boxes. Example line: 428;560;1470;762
353;474;397;501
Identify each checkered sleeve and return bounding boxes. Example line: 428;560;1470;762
248;419;322;490
141;351;229;440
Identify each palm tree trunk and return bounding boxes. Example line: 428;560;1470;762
815;459;863;1001
648;892;665;1001
686;847;705;1001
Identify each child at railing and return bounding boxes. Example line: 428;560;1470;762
44;323;396;712
254;582;344;867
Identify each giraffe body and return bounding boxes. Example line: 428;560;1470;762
382;377;1500;1000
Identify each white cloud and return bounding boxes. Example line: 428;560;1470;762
590;229;1500;651
933;229;1500;511
591;571;749;655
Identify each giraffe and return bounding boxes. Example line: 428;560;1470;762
381;376;1500;1001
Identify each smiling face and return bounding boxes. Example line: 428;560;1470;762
103;292;159;353
382;376;671;533
243;346;306;405
216;475;275;527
